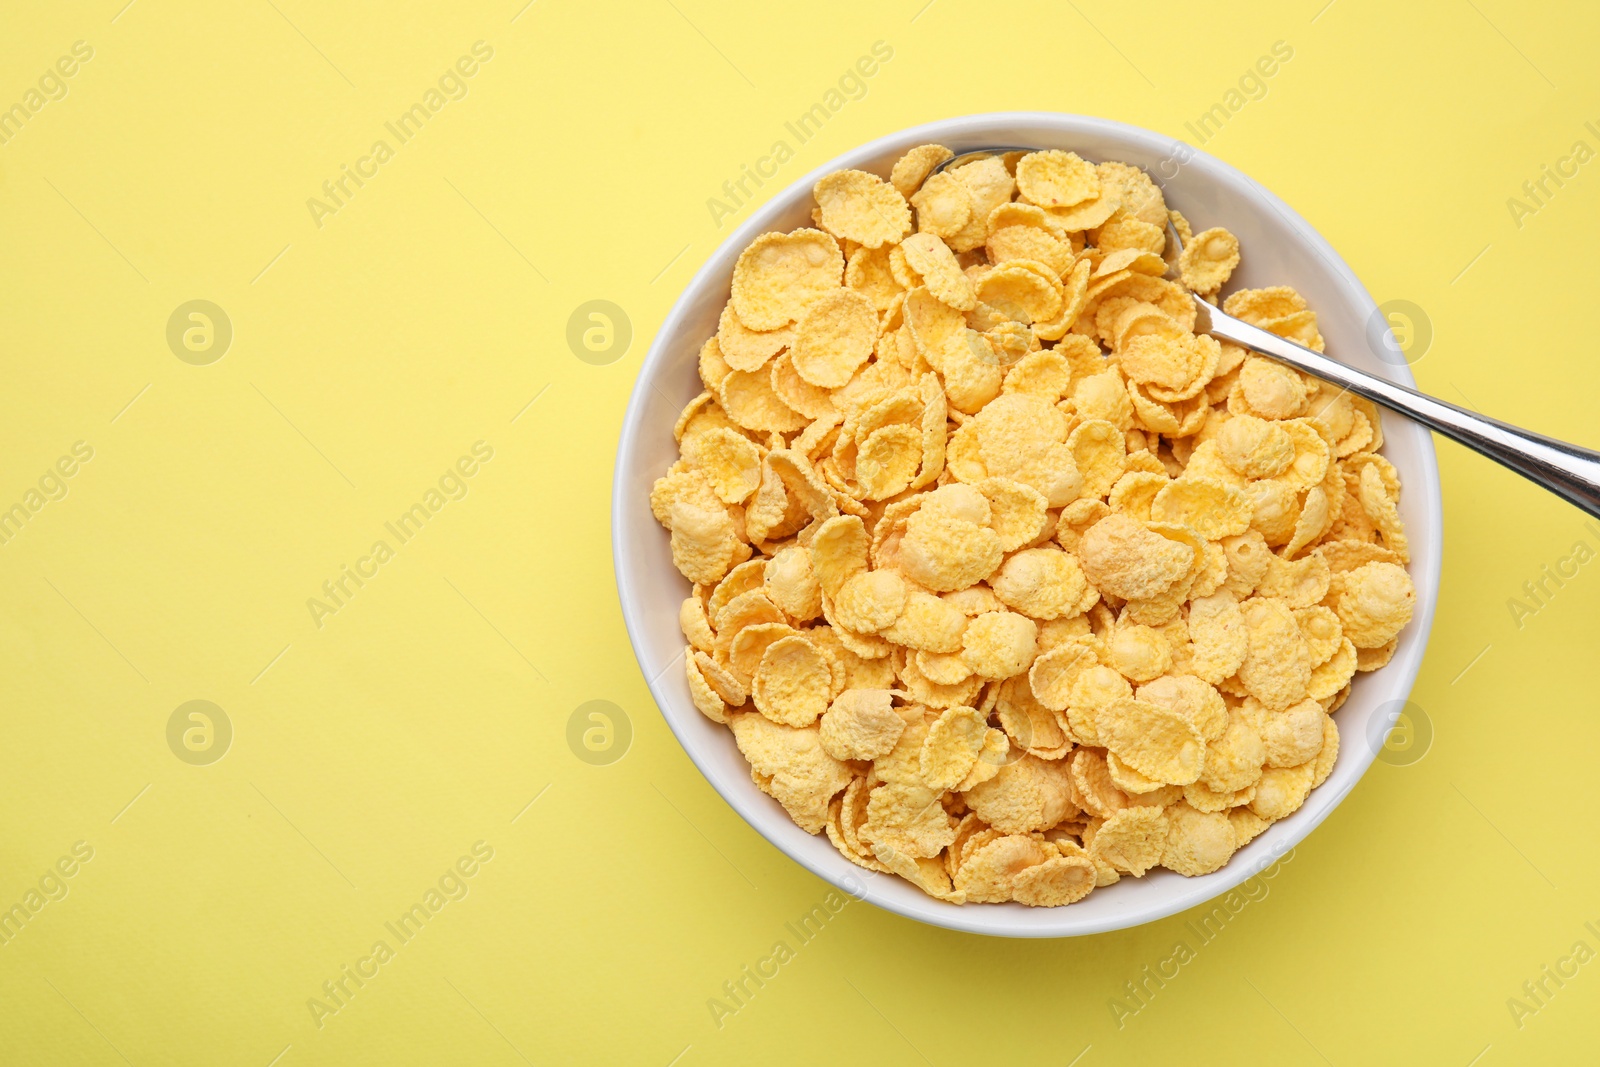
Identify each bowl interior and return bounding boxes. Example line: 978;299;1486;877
613;113;1441;937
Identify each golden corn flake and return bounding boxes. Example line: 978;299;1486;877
1162;802;1237;876
1068;747;1127;819
963;755;1075;834
1106;753;1179;798
1294;604;1342;666
978;478;1051;551
1311;714;1340;787
1078;513;1193;600
991;547;1089;621
697;649;748;706
698;340;733;392
1092;805;1168;876
686;651;730;723
1002;349;1072;403
832;569;907;633
731;229;843;331
1016;150;1099;209
977;263;1063;324
1107;471;1167;521
901;232;976;311
920;705;993;790
810;514;868;598
1201;707;1266;793
910;170;972;239
790;288;877;389
1309;637;1357;700
813;169;911;249
875;845;966;903
953;833;1047;903
1048;185;1121;232
652;145;1416;908
845;244;905;312
763;546;822;622
1257;552;1331;608
995;676;1069;758
1139;673;1227;741
729;620;802;681
988;220;1074;276
669;501;744;585
1354;460;1410;560
880;590;969;653
819;688;904;760
1099;697;1205;785
1178;227;1240;295
1187;590;1248;684
1262;698;1326;768
1068;419;1127;499
680;596;716;653
945;156;1015;252
770;354;839;421
855;424;922;500
1228;807;1271;849
1151;477;1251;540
1012;853;1097;906
1336;561;1416;648
896;651;983;708
1236;356;1310;419
1108;623;1172;682
682;426;763;504
1028;640;1097;711
1183;778;1248;814
890;143;955;197
717;302;795;374
899;509;1004;593
712;580;779;636
718;368;808;433
1060;695;1115;759
729;714;851;833
961;611;1039;679
982;321;1037;368
917;649;973;686
864;781;957;858
1249;762;1315;821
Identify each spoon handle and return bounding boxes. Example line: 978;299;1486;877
1194;299;1600;521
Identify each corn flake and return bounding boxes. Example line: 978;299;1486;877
813;169;912;249
890;144;955;197
1178;227;1240;295
1162;802;1237;876
920;705;994;790
1092;805;1168;876
960;611;1039;679
963;754;1075;834
910;170;973;240
1335;561;1416;648
819;688;904;760
901;232;976;311
1099;697;1205;785
1238;596;1312;710
729;714;851;833
731;229;844;331
1016;150;1100;209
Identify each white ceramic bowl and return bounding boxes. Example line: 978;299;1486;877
612;113;1441;937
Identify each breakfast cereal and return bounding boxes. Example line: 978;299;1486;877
652;145;1416;906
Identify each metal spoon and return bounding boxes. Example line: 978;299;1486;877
934;146;1600;520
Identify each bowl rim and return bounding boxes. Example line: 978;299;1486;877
612;111;1442;937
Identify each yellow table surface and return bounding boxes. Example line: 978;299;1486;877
3;1;1598;1063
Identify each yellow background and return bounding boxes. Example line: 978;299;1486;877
2;1;1597;1063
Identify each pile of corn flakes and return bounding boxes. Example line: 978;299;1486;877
653;145;1416;907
